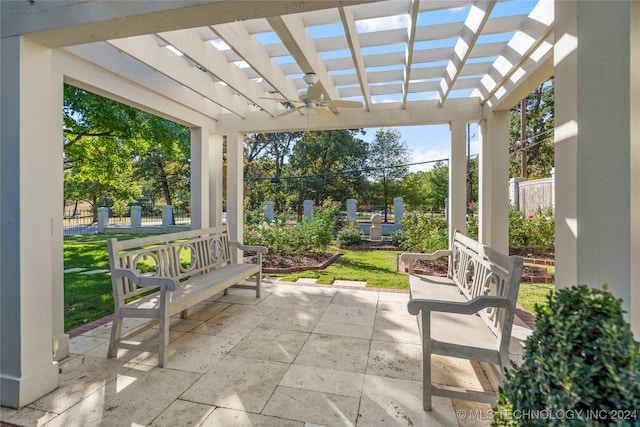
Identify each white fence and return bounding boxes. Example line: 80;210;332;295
509;171;555;216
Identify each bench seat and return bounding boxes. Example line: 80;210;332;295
107;226;267;367
402;230;523;411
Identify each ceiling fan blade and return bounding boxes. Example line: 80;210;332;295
277;106;304;117
260;97;300;103
315;107;337;120
306;84;322;100
326;100;363;108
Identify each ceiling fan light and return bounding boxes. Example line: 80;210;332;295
303;73;319;86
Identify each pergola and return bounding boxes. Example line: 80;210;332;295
1;0;638;409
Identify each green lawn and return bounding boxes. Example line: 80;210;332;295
277;249;407;289
63;234;148;331
63;235;552;332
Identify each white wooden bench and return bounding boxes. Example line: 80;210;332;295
106;226;267;367
401;230;523;411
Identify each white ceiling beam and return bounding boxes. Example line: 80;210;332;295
479;0;554;104
267;14;341;102
3;0;380;48
107;35;248;118
54;49;217;130
62;43;222;121
439;0;496;105
212;22;300;102
340;6;372;110
402;0;421;108
218;98;483;133
487;55;553;111
156;29;280;117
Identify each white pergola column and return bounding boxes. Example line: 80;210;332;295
478;108;510;254
51;65;69;362
449;121;467;240
190;127;211;229
0;36;59;408
555;1;639;336
208;133;224;227
226;132;244;262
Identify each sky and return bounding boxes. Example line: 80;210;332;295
361;123;481;173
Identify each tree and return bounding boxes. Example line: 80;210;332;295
63;84;140;152
63;84;191;220
244;132;303;212
367;128;410;222
64;135;141;221
424;161;449;212
509;78;554;179
399;171;430;210
131;114;191;219
288;130;369;211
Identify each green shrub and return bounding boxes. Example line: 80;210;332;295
390;229;409;249
243;199;341;256
400;212;448;253
336;222;363;246
495;285;640;426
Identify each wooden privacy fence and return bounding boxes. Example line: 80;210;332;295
509;171;555;216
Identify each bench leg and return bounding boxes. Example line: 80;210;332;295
180;309;188;319
422;311;433;411
256;274;261;299
108;315;123;358
158;313;170;368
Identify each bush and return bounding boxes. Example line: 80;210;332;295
336;222;363;246
390;229;409;249
400;212;448;253
243;199;341;256
494;285;640;426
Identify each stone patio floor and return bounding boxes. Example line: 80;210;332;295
0;279;533;427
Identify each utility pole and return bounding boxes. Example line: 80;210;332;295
520;98;528;178
467;122;472;206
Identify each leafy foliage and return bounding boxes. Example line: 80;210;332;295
367;128;410;220
63;84;190;220
336;221;364;246
495;285;640;427
509;78;554;179
243;199;341;256
288;130;369;210
464;206;554;254
398;212;449;253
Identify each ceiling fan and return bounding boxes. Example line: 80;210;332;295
264;73;363;120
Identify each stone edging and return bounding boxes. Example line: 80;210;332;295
262;253;342;274
397;257;554;283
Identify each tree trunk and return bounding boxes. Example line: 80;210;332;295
157;162;175;225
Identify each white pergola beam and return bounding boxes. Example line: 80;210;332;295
157;29;281;117
402;0;421;108
218;98;483;133
211;22;300;102
340;6;372;110
480;0;554;105
267;14;340;101
55;48;218;130
439;0;496;105
2;0;379;48
107;35;248;118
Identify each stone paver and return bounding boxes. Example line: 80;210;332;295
1;281;532;427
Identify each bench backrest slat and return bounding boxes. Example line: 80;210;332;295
108;226;233;302
449;231;522;340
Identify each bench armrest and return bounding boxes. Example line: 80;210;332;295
407;295;511;316
400;250;451;274
229;241;268;264
111;268;177;291
229;242;268;255
400;250;451;263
